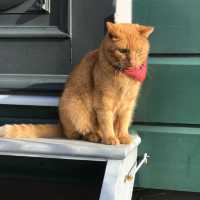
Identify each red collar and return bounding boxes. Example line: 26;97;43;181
123;62;147;82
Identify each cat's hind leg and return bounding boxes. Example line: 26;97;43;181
59;97;95;140
61;119;81;140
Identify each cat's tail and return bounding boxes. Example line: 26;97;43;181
0;124;63;139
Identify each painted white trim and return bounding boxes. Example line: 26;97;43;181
115;0;132;23
0;95;59;107
0;135;140;161
100;148;138;200
134;153;149;175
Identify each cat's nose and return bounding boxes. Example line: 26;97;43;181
129;58;135;67
129;52;135;67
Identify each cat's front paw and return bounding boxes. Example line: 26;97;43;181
84;132;101;143
103;136;120;145
118;134;133;144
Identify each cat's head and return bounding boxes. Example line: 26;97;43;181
101;22;154;70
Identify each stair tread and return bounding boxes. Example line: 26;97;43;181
0;134;140;161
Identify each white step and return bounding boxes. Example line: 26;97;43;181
0;134;141;161
0;134;143;200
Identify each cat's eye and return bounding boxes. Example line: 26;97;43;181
136;49;142;54
108;33;118;40
118;48;130;54
108;33;114;39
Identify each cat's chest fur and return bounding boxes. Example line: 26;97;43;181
93;62;141;113
112;73;141;110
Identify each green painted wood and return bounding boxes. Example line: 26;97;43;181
0;26;67;38
0;14;49;26
133;0;200;53
0;105;58;120
0;0;26;11
0;38;70;74
131;125;200;192
134;56;200;124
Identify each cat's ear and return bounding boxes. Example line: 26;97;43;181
106;22;115;32
106;22;119;40
137;24;154;38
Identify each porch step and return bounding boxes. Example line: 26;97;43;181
0;134;141;200
0;135;140;160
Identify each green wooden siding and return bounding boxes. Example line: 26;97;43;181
131;126;200;192
133;0;200;193
133;0;200;53
135;57;200;124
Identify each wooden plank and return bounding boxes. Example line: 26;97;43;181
0;26;67;38
100;149;137;200
0;105;58;120
135;57;200;124
0;135;140;161
133;0;200;53
131;125;200;192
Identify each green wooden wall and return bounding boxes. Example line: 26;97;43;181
133;0;200;54
133;0;200;192
131;126;200;192
135;58;200;124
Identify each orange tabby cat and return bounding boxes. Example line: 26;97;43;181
0;22;153;145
